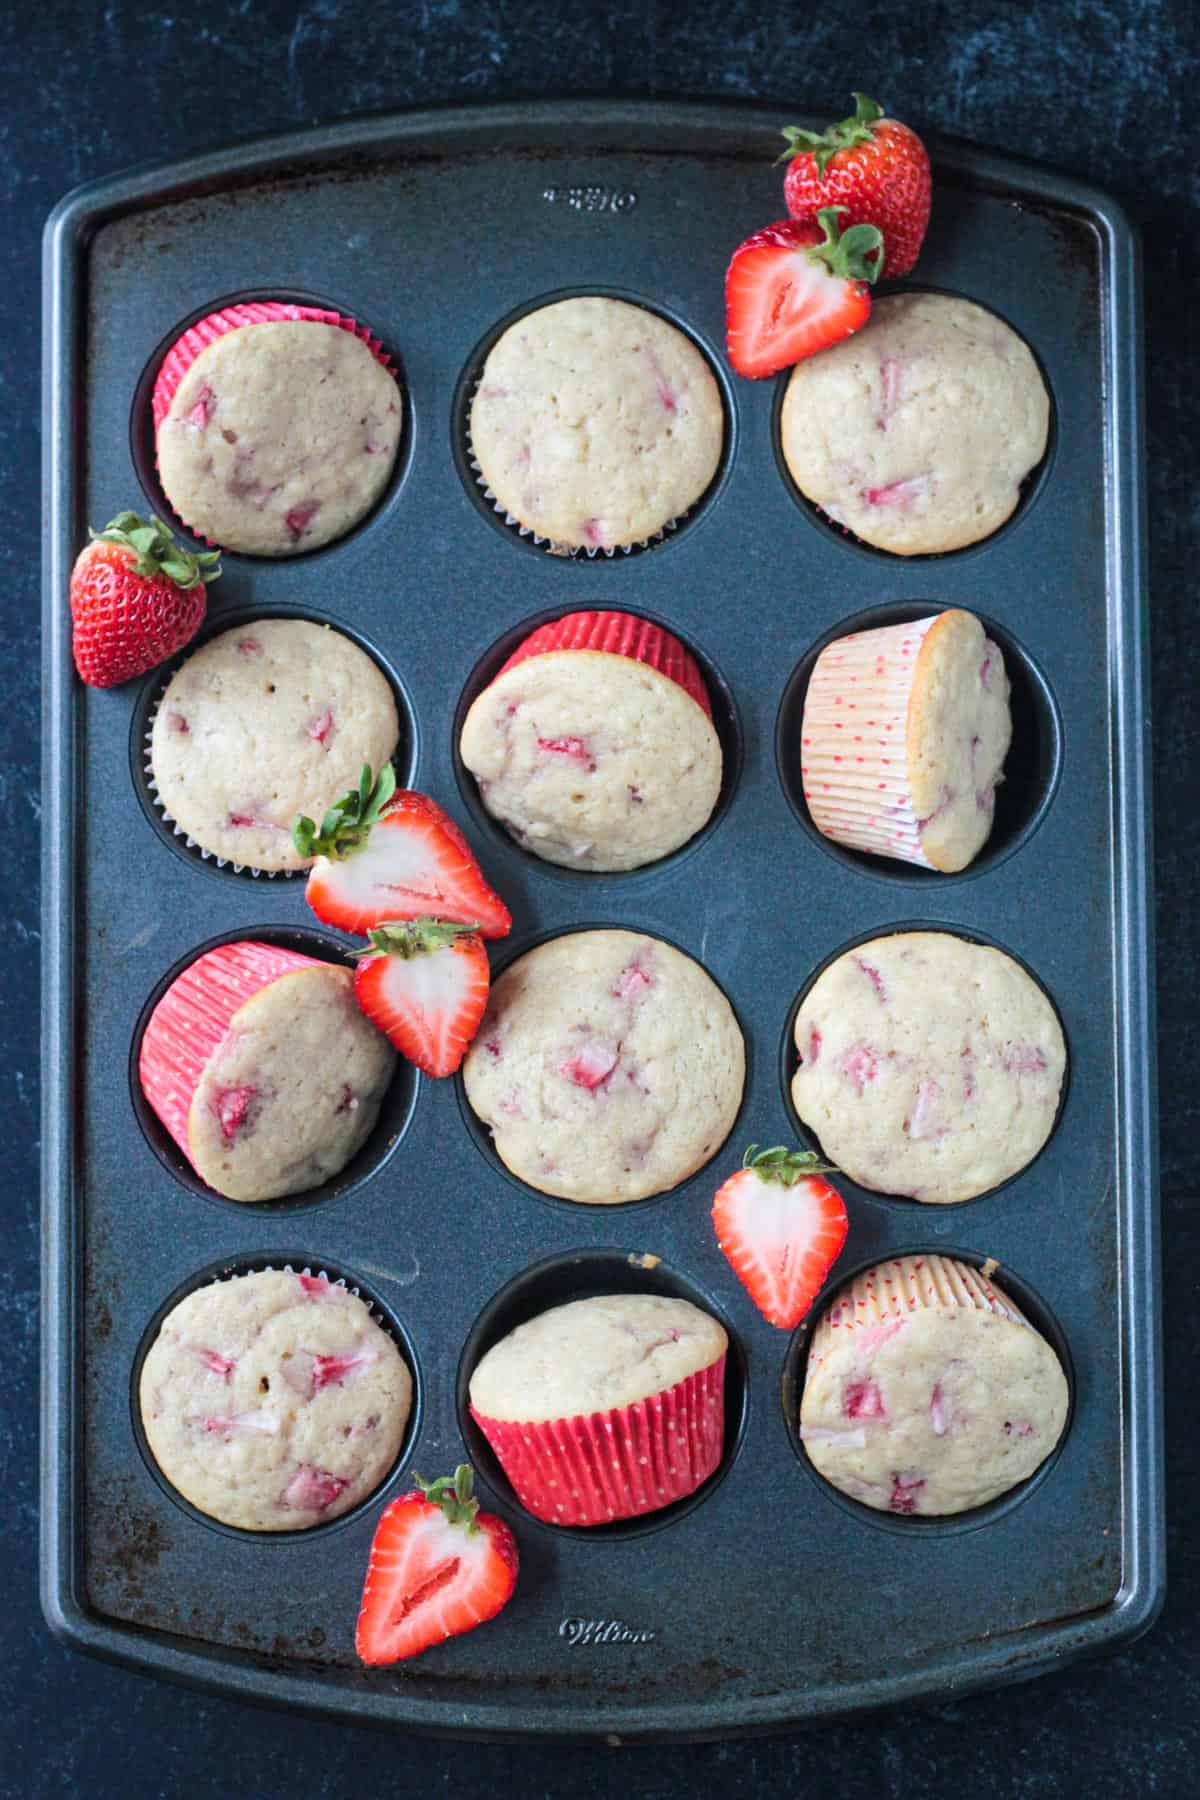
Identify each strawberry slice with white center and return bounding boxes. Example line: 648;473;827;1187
725;207;883;380
356;1464;518;1665
353;918;490;1079
711;1145;849;1328
294;765;511;940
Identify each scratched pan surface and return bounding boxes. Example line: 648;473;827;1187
41;101;1161;1740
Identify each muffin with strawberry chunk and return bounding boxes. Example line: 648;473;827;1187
149;617;399;874
790;931;1066;1204
154;301;401;555
139;1266;412;1531
139;940;394;1202
461;928;744;1203
779;293;1050;554
469;297;724;553
799;1254;1069;1516
459;610;723;871
469;1294;728;1525
800;608;1012;871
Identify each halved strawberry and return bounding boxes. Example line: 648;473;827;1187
725;207;883;380
356;1464;518;1665
294;766;511;939
353;918;490;1078
712;1145;849;1328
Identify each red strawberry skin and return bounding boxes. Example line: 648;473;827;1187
725;217;875;380
712;1147;848;1328
356;1468;518;1665
353;920;490;1078
70;540;207;687
782;106;931;279
305;790;512;940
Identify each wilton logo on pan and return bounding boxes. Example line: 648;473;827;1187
559;1618;656;1647
543;186;638;213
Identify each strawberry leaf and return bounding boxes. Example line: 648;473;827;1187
291;762;395;861
778;92;885;177
413;1464;481;1532
359;917;481;960
90;510;221;589
742;1143;839;1185
807;207;885;285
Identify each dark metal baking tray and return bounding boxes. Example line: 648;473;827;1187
41;99;1161;1740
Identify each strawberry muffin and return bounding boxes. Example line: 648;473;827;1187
155;305;401;555
801;609;1012;871
469;1293;728;1525
462;929;745;1203
139;940;395;1203
139;1267;412;1530
459;611;723;871
149;617;399;873
790;931;1066;1203
469;297;724;552
799;1255;1069;1516
780;294;1050;554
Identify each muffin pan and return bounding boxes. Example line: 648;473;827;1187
41;101;1159;1737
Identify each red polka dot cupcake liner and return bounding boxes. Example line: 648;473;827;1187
139;940;328;1174
801;615;941;867
470;1354;726;1526
495;610;713;718
151;301;395;543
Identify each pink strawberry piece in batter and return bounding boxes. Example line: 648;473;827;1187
334;1085;357;1115
929;1383;950;1437
285;503;320;542
236;636;262;657
839;1043;880;1094
581;518;611;548
166;709;189;734
498;1090;524;1117
613;963;654;1002
876;357;901;431
201;1411;279;1436
643;345;679;415
844;1379;887;1421
980;650;995;687
1004;1044;1048;1074
855;1319;905;1356
311;1349;377;1393
854;956;888;1001
307;708;335;748
906;1079;944;1141
1004;1418;1035;1438
193;1347;234;1379
282;1466;348;1512
537;735;593;768
803;1025;822;1066
298;1273;340;1302
187;383;216;429
889;1472;926;1514
863;473;932;509
560;1038;620;1089
216;1085;256;1143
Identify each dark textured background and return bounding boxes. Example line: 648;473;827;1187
9;0;1198;1791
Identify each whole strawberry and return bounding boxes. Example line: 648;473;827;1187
70;510;219;688
780;93;931;279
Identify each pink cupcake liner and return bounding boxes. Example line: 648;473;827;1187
151;301;393;433
495;610;713;718
471;1354;727;1526
139;941;328;1166
801;615;939;868
806;1255;1029;1380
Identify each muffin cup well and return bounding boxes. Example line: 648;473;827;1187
494;609;713;717
138;940;327;1168
470;1354;726;1527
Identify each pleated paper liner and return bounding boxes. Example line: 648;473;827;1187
805;1254;1033;1381
494;609;713;716
471;1354;726;1526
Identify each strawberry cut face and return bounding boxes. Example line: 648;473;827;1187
725;216;877;380
712;1147;849;1329
353;920;491;1080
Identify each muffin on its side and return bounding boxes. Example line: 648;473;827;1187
154;303;401;555
790;931;1065;1204
140;1267;412;1530
469;1293;728;1525
800;608;1012;871
149;617;399;874
139;940;395;1202
779;293;1049;554
459;610;723;871
799;1255;1069;1516
469;297;724;552
462;928;745;1203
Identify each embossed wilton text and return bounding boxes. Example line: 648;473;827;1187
559;1617;656;1647
543;186;638;213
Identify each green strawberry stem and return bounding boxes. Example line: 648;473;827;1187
778;92;884;177
358;917;481;960
292;761;396;860
742;1143;839;1184
412;1464;481;1533
91;510;221;588
808;206;884;285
